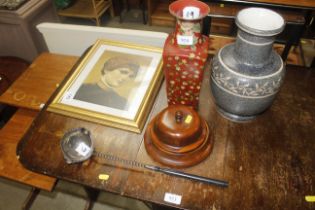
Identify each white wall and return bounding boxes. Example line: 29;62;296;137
37;23;168;56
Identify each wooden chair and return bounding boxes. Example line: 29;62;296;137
57;0;114;26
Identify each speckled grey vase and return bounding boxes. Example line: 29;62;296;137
210;7;286;122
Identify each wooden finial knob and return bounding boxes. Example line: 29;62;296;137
175;111;184;123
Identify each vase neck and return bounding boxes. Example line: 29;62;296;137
173;19;203;46
234;29;276;66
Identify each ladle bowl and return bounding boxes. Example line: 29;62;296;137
60;127;94;164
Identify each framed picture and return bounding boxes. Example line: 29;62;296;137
48;39;163;133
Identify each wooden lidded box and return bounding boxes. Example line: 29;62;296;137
144;105;213;168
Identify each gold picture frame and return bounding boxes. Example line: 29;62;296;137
48;39;163;133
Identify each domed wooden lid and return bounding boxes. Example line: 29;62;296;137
144;105;213;168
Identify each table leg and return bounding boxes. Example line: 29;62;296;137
22;187;40;210
84;187;100;210
151;203;179;210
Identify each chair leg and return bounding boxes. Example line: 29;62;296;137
126;0;130;11
96;17;101;26
140;0;146;24
119;0;124;23
202;15;211;36
109;0;114;17
281;24;304;61
22;187;40;210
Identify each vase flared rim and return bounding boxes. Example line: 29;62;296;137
169;0;210;21
236;7;285;36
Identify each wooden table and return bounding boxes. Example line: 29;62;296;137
0;54;73;210
204;0;314;63
218;0;315;9
0;53;78;111
1;52;312;209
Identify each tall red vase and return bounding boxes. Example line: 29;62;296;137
163;0;210;110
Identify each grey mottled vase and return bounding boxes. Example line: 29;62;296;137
210;8;286;121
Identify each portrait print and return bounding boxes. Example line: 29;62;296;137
74;52;152;111
48;39;163;133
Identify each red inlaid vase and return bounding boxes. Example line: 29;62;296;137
163;0;210;110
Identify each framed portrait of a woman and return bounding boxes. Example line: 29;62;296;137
48;39;163;133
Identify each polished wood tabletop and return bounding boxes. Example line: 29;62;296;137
15;53;315;210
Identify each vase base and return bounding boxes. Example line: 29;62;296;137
216;107;256;122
